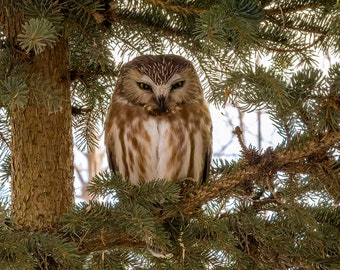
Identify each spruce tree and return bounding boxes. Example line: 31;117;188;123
0;0;339;269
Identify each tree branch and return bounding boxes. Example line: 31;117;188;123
257;33;326;53
77;229;146;253
0;131;10;150
70;131;339;253
143;0;204;15
264;2;325;16
71;106;92;116
183;131;340;215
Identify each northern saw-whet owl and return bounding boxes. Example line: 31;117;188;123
105;54;212;185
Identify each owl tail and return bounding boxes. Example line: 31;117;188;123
147;246;173;259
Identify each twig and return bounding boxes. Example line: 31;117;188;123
0;131;10;149
71;106;92;116
144;0;203;14
233;126;247;154
257;34;326;54
264;3;323;16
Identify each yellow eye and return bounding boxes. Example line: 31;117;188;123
137;82;152;91
171;81;185;90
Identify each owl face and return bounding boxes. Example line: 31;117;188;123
115;55;204;115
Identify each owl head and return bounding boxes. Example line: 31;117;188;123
115;54;204;115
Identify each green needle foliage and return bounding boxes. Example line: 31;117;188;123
0;0;339;269
18;18;59;55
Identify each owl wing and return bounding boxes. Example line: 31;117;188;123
105;121;117;172
106;147;116;172
201;145;212;185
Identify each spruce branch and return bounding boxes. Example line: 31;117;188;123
101;2;198;39
78;228;146;253
183;132;340;215
258;33;326;53
67;0;105;26
265;14;329;35
63;132;340;256
143;0;203;15
264;2;326;16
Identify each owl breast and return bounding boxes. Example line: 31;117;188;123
105;98;211;185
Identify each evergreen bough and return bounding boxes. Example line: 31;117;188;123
0;0;339;269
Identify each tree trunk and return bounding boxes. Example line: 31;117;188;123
10;37;74;231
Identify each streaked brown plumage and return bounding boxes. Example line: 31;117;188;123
105;54;212;185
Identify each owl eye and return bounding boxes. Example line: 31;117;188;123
171;80;185;90
137;82;152;91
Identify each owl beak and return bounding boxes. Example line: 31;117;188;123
156;95;167;112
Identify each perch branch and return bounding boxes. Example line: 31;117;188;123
182;132;340;215
72;131;339;253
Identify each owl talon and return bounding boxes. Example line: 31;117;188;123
147;246;173;259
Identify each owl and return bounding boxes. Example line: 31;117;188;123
105;54;212;185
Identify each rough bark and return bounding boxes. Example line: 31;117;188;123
2;8;74;231
10;38;74;231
